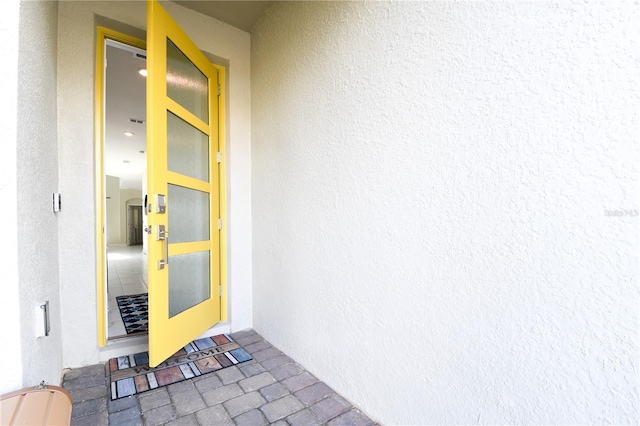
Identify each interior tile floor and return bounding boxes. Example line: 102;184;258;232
107;245;148;339
63;329;377;426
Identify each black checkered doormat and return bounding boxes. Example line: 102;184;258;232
116;293;148;335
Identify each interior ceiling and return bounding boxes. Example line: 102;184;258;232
105;42;147;190
171;1;275;32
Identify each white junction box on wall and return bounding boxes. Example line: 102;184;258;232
53;193;61;213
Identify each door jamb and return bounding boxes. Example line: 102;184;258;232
214;64;227;323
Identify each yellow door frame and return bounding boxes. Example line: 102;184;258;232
94;25;227;347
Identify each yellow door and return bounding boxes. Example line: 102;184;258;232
147;0;223;367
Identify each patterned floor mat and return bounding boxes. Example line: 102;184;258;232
108;334;252;399
116;293;148;335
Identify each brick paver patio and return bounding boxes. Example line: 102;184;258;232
63;329;376;425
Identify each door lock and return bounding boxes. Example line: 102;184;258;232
157;224;166;241
156;194;166;214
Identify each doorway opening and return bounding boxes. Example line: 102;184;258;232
127;204;144;246
99;34;149;341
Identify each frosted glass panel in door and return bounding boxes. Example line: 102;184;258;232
169;250;210;317
167;111;209;182
168;184;209;243
167;38;208;123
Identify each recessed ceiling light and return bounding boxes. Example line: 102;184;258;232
123;160;130;163
124;131;134;137
139;150;145;154
138;68;148;77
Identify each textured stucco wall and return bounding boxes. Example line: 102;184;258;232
58;0;251;368
0;0;23;394
251;2;639;424
16;0;62;388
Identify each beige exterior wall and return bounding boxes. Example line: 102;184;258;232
0;0;62;392
251;2;639;424
2;2;638;424
16;0;62;387
0;0;24;393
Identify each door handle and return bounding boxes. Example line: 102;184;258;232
164;233;169;266
157;225;168;269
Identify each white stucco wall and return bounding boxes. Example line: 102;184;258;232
16;0;62;388
251;2;640;424
0;0;23;394
58;1;251;368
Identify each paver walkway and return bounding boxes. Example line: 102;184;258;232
63;329;376;425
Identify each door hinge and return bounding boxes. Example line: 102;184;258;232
219;286;223;297
217;151;222;163
217;84;221;96
218;218;222;230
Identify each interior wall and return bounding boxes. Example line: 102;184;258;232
0;0;23;394
16;0;62;387
251;2;639;424
105;175;121;244
57;0;251;368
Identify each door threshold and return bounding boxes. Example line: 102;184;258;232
100;334;149;363
99;322;231;363
107;332;148;344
